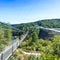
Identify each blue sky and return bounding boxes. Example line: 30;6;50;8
0;0;60;24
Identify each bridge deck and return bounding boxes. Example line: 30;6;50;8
0;31;28;60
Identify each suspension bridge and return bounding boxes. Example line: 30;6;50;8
0;31;28;60
0;23;60;60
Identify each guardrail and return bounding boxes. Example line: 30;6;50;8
0;31;28;60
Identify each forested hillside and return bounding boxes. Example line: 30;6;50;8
9;19;60;60
11;19;60;36
35;19;60;28
12;19;60;30
9;26;60;60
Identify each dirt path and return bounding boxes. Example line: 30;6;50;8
22;51;41;56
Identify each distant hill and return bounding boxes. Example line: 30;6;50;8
12;19;60;28
0;22;11;28
34;19;60;28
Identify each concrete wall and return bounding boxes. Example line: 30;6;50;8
38;29;60;40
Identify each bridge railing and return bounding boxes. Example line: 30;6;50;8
0;31;28;60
